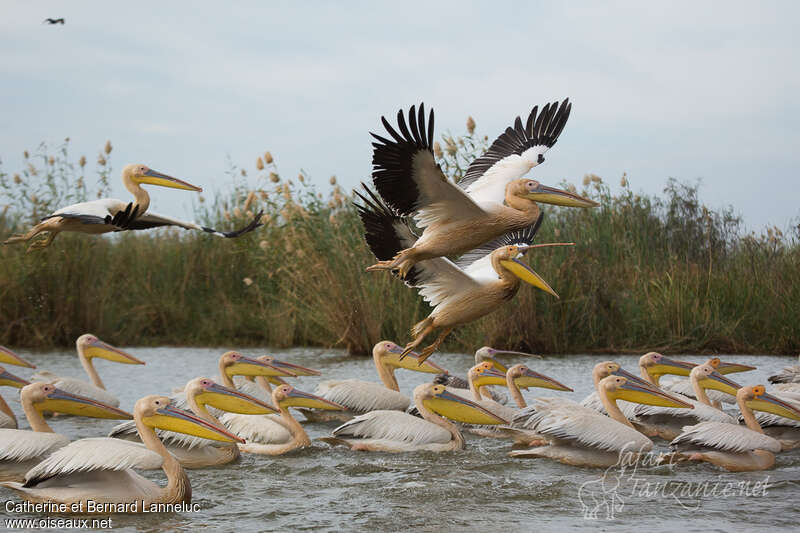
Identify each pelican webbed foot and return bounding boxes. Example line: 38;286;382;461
365;260;396;273
26;233;56;251
415;327;453;365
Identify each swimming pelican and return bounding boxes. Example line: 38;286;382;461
747;390;800;450
2;395;243;510
365;103;596;277
0;382;132;482
462;362;572;440
3;163;262;250
0;368;30;429
357;189;571;362
32;334;144;407
509;375;692;467
233;355;322;404
629;361;741;441
668;385;800;471
321;382;507;452
298;341;446;423
222;384;343;455
109;377;278;468
433;346;542;403
768;355;800;384
215;351;298;391
0;346;36;369
639;352;753;407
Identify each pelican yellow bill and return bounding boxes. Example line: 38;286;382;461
136;168;202;192
36;388;133;419
0;346;36;368
280;388;343;410
746;386;800;421
612;379;693;409
423;387;508;425
84;339;144;365
195;382;278;415
144;402;244;443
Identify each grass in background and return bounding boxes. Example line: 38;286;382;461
1;127;798;355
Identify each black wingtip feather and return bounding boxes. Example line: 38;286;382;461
370;103;436;217
354;183;422;286
458;98;573;191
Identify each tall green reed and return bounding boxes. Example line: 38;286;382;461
0;123;797;355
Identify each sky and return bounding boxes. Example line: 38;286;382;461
2;1;798;231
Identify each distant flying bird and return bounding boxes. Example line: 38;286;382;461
43;18;65;25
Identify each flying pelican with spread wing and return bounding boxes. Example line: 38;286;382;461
356;187;571;362
3;163;262;250
365;102;596;277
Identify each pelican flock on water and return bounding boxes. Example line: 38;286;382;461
1;98;799;517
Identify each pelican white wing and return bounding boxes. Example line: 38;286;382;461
632;398;735;423
512;398;653;453
21;438;163;486
314;380;410;412
332;410;451;444
46;198;128;225
0;430;68;462
371;104;487;229
219;413;291;444
458;99;572;205
30;372;119;407
671;422;782;453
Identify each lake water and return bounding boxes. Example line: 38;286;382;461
1;348;798;532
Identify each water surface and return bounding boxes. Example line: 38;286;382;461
2;348;798;532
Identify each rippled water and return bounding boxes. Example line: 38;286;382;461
1;348;799;532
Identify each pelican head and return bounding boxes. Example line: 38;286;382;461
416;383;509;425
740;385;800;421
374;341;446;374
474;346;542;372
137;395;244;443
599;375;693;408
511;179;599;208
22;382;132;419
507;363;573;391
184;377;278;415
639;352;695;379
494;244;574;298
255;355;321;377
76;334;144;365
0;346;36;368
690;362;742;397
469;362;508;388
122;164;202;192
220;351;297;379
707;357;757;375
593;361;646;386
0;366;30;388
272;384;343;410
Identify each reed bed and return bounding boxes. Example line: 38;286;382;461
1;135;797;355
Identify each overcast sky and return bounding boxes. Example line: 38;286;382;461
2;1;798;231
